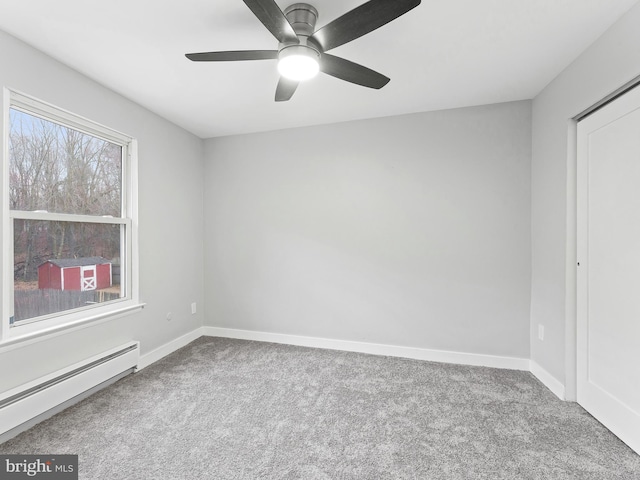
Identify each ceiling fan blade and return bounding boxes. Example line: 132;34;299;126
309;0;421;52
275;77;299;102
186;50;278;62
243;0;299;45
320;54;390;89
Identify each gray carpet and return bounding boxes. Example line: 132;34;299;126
1;337;639;479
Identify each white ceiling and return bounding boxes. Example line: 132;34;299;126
0;0;637;138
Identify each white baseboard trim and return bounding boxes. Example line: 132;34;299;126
137;327;204;370
131;327;565;402
530;361;565;400
202;326;531;371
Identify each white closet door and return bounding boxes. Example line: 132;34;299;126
577;84;640;455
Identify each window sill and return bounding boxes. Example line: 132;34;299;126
0;302;146;353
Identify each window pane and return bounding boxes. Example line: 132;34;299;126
13;219;124;323
9;108;122;217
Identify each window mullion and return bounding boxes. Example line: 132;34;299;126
10;211;126;225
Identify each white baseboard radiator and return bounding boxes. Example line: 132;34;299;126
0;341;139;441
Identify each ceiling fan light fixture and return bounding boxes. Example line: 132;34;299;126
277;45;320;81
185;0;422;101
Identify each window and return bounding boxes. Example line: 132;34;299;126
2;90;139;343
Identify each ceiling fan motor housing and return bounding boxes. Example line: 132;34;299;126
284;3;319;38
278;2;321;78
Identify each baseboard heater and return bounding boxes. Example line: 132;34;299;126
0;341;139;440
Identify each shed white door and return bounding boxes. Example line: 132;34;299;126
81;266;97;291
577;84;640;455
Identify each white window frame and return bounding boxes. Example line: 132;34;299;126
1;88;141;346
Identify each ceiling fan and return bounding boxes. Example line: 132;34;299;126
185;0;421;101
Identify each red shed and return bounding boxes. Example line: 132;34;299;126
38;257;112;291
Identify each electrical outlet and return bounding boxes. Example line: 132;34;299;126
538;324;544;341
166;312;173;322
191;302;197;315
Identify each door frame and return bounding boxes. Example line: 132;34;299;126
565;119;578;402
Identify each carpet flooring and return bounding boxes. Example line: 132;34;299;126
1;337;639;479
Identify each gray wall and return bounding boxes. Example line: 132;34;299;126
204;101;532;358
0;30;205;391
531;3;640;388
